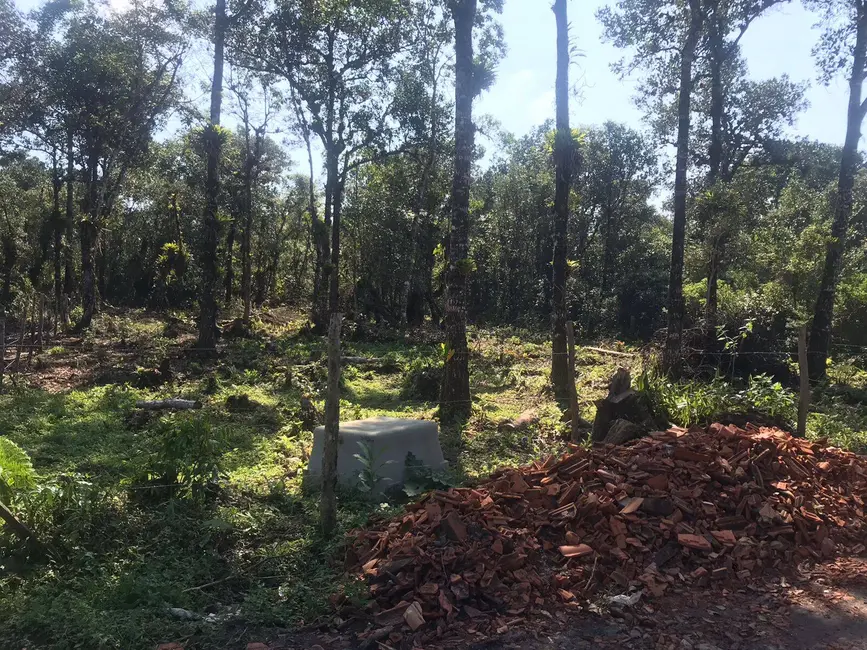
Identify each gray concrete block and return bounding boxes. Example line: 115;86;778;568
307;416;446;491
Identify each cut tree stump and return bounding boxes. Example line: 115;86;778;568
603;419;644;445
592;367;663;444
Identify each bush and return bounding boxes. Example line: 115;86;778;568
400;358;442;401
136;415;226;501
639;371;796;428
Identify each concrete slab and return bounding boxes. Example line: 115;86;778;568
307;416;446;491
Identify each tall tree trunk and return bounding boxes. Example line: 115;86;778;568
63;129;75;327
292;89;325;330
319;152;345;537
241;170;253;324
197;0;226;352
52;150;62;334
439;0;476;424
224;217;236;304
664;0;702;372
704;0;724;345
551;0;572;401
319;310;342;536
809;8;867;380
311;38;337;333
241;132;262;325
401;48;441;329
77;154;98;330
96;231;107;305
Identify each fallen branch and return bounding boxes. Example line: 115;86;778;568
499;408;539;432
135;398;201;411
583;346;636;358
0;499;42;548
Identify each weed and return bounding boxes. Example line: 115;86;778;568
638;370;796;427
139;414;227;502
0;436;36;503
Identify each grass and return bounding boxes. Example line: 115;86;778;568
0;310;865;649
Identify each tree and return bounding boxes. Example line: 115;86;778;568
807;0;867;379
398;3;452;328
550;0;573;401
231;0;417;332
198;0;227;350
231;0;423;535
29;3;185;330
692;68;805;341
226;71;280;325
601;0;703;371
439;0;477;423
692;0;798;342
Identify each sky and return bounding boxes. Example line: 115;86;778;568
478;0;848;147
12;0;853;156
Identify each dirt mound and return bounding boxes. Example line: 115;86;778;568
348;423;867;646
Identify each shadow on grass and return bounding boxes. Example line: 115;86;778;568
0;479;378;650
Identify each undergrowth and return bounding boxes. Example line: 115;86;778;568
0;311;865;649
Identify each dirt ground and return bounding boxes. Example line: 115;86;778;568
266;557;867;650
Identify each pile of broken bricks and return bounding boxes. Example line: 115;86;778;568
348;423;867;645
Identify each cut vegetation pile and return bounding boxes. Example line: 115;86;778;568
349;423;867;645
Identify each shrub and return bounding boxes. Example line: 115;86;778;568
400;358;442;401
638;371;797;428
137;415;226;501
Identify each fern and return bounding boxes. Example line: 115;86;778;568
0;436;36;502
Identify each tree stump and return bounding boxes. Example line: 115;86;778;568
592;368;661;444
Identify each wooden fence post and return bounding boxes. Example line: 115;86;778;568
320;311;343;536
797;325;810;438
566;321;581;442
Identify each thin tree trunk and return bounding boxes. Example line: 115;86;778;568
38;294;44;351
27;295;36;366
401;48;441;329
551;0;572;401
664;0;703;372
77;155;98;331
319;62;345;534
292;89;325;330
0;316;5;391
809;9;867;380
319;311;342;536
63;128;74;328
241;202;253;324
241;134;262;325
439;0;476;424
15;302;24;370
52;150;63;336
224;217;236;304
704;0;724;345
197;0;226;352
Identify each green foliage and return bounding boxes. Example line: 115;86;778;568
0;436;36;503
402;452;454;497
639;370;796;427
353;441;395;495
144;415;226;501
400;357;443;401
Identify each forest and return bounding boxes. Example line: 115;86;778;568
1;0;867;648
